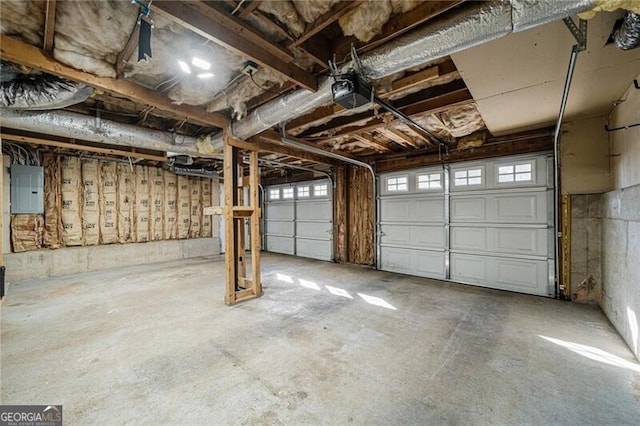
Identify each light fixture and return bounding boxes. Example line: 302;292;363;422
177;60;191;74
191;57;211;71
197;72;214;79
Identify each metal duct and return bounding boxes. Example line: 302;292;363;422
615;11;640;50
207;0;595;150
0;109;201;156
1;72;93;110
169;166;219;179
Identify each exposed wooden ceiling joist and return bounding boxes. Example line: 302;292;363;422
43;0;56;52
288;61;455;135
332;0;465;63
258;129;359;162
153;1;318;91
237;0;262;19
227;134;340;167
375;129;554;173
352;134;392;153
116;17;142;78
301;79;472;138
289;0;366;49
1;132;168;162
0;35;228;129
376;128;420;149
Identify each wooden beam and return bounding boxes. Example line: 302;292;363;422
303;81;473;139
259;129;360;162
0;133;168;162
390;66;440;95
289;0;365;48
352;134;392;152
153;1;317;91
0;35;228;129
332;0;465;62
116;17;141;78
376;128;420;149
227;134;340;167
374;133;553;173
237;0;262;19
223;130;237;304
288;62;457;135
43;0;57;52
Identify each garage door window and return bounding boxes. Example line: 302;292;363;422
297;186;310;197
314;184;328;196
269;188;280;200
498;162;533;183
387;176;408;191
454;168;482;186
417;173;441;190
282;187;294;199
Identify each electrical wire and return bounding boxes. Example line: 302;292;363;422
248;72;284;95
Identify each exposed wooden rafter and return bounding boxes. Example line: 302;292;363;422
376;127;420;149
288;61;455;135
43;0;57;52
153;1;317;91
289;0;366;49
332;0;465;63
0;35;228;129
351;134;392;152
237;0;262;19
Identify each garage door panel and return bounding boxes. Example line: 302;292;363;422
451;197;486;222
495;228;546;256
265;180;332;261
266;236;294;255
451;254;487;284
381;197;444;223
451;227;548;256
265;220;294;236
296;239;332;261
380;246;445;279
494;258;544;292
381;224;444;249
296;221;331;239
494;193;546;223
451;227;487;251
266;203;294;221
297;201;331;221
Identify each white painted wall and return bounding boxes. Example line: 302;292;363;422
601;77;640;361
561;116;611;194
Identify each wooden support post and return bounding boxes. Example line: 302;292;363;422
223;130;262;305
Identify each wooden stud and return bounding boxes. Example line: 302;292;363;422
333;165;348;263
0;133;167;162
153;1;317;91
223;130;237;305
0;36;227;129
249;150;262;297
116;16;142;78
43;0;57;52
237;0;262;19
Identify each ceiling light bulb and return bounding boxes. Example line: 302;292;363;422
178;60;191;74
197;72;214;79
191;57;211;71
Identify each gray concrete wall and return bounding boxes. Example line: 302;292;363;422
570;194;602;304
601;185;640;360
4;237;221;284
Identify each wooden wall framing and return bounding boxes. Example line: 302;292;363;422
224;132;262;305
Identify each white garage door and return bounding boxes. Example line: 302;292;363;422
379;153;554;297
264;179;332;261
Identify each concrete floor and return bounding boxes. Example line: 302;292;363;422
2;253;639;425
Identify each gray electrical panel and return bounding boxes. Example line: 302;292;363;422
10;165;44;214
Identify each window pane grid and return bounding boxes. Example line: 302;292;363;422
269;189;280;200
453;168;482;186
297;186;309;197
417;173;441;189
282;188;294;198
314;184;328;196
387;176;408;191
498;162;533;184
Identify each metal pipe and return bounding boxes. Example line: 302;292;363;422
279;127;378;268
0;109;201;156
553;44;580;299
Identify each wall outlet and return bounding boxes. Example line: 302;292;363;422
241;61;258;76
